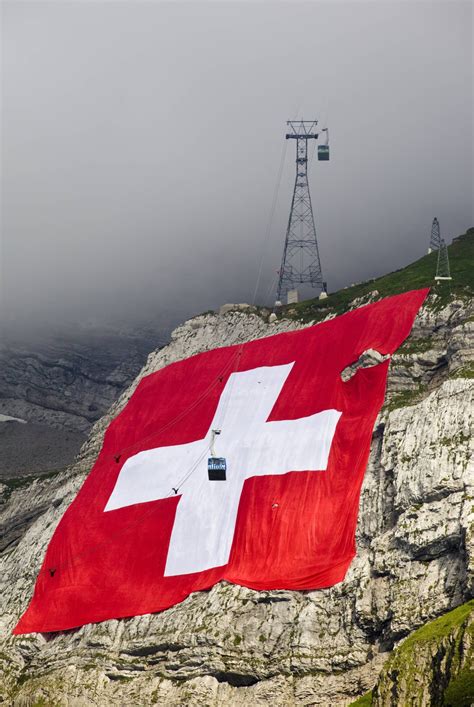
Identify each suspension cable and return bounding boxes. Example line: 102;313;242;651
41;122;296;578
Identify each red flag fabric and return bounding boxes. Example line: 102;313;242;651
15;289;428;634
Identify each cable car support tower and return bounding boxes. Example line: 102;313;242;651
276;119;329;304
428;217;441;253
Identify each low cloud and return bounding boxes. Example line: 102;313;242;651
1;1;472;335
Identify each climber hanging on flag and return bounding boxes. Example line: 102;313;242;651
14;288;428;634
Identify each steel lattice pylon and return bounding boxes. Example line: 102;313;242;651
435;238;452;281
429;217;441;252
277;120;327;302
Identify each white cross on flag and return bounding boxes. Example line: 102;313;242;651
15;289;428;634
105;363;342;576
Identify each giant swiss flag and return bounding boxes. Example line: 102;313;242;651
15;289;428;634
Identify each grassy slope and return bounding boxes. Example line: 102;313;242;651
349;600;474;706
282;227;474;323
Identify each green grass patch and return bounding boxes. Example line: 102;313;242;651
399;600;473;652
384;384;428;412
438;431;470;448
397;337;438;354
280;228;474;323
443;667;474;706
374;601;474;704
349;690;373;706
450;363;474;379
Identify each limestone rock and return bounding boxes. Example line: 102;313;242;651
0;329;162;433
0;293;472;705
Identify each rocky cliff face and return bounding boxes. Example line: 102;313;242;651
0;293;472;706
0;327;166;478
0;328;164;433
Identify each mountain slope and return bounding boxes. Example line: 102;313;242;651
0;230;472;705
0;327;167;478
285;227;473;324
353;599;474;706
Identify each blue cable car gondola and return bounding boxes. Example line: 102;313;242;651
208;429;226;480
318;128;330;161
318;144;329;161
208;457;227;481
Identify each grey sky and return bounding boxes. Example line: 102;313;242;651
1;1;472;331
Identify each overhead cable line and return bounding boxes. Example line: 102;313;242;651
43;120;295;578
